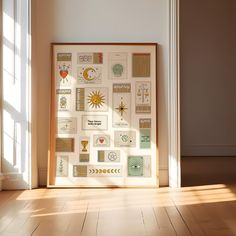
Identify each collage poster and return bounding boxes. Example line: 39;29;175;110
49;44;157;187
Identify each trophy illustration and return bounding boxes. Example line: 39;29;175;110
81;140;88;152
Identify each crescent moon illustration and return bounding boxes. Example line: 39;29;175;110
83;67;96;81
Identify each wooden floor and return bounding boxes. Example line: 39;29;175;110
0;185;236;236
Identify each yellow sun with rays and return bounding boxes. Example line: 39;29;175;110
87;90;105;108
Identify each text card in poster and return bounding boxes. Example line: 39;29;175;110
82;115;108;130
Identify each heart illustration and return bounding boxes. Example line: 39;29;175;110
60;70;68;79
99;138;104;143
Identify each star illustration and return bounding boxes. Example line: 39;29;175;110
115;100;128;118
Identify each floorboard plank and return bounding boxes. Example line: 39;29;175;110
97;208;146;236
142;207;159;235
165;206;191;236
81;211;99;236
176;205;206;236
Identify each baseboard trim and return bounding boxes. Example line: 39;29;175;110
159;168;169;187
38;168;47;186
1;173;29;190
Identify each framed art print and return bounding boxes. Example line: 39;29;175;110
48;43;158;187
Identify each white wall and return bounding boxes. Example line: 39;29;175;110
32;0;169;186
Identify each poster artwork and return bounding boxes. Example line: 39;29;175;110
128;156;143;176
128;156;151;177
135;82;151;113
57;53;72;87
98;150;120;162
77;66;102;84
50;44;157;187
56;89;71;111
109;53;127;80
79;136;90;162
93;134;110;147
56;156;68;177
73;165;87;177
82;115;108;130
132;53;151;77
114;131;136;147
76;88;108;112
77;53;103;64
73;165;122;177
57;117;77;134
56;138;74;152
112;83;131;127
139;119;151;149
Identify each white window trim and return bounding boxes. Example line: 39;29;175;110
0;0;34;190
168;0;181;188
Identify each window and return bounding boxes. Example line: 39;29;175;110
1;0;32;189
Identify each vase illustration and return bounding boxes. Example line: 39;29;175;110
112;64;123;77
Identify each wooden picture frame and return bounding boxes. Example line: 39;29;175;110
48;43;158;187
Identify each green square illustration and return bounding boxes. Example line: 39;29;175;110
140;129;151;149
128;156;144;176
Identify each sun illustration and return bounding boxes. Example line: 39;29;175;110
115;100;127;118
87;90;105;108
